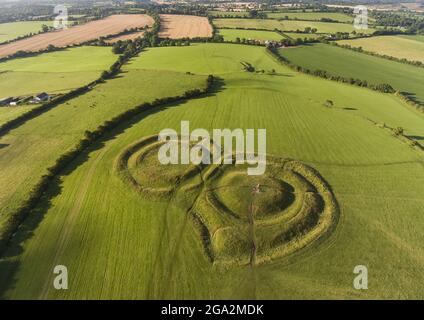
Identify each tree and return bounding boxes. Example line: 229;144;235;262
393;127;404;136
41;24;49;33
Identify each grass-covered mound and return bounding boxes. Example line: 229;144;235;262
116;136;338;268
1;44;423;299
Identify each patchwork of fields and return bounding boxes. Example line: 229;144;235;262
0;46;116;98
1;43;423;299
0;14;154;58
0;5;423;301
338;35;424;63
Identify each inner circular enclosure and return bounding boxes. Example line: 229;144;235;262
213;170;295;220
130;142;198;189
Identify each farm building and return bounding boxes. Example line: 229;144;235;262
0;97;13;106
33;92;50;103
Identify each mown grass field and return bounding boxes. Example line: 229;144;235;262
265;11;353;22
0;46;116;98
1;43;423;299
338;35;424;63
279;43;424;104
218;28;283;41
0;21;53;43
213;18;375;34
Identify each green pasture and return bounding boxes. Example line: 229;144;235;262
0;21;53;43
218;29;283;42
279;43;424;103
1;43;423;299
266;11;353;22
0;46;116;98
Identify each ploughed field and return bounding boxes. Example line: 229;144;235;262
218;29;283;42
337;35;424;64
159;14;213;39
0;14;154;58
0;43;423;299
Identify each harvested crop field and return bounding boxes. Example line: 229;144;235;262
337;35;424;64
105;31;146;44
0;14;154;58
159;14;213;39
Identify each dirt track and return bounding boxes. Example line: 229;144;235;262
0;14;154;58
158;14;213;39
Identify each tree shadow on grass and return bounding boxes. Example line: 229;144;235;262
0;76;226;298
0;144;9;149
406;135;424;141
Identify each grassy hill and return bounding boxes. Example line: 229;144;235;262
1;43;423;299
279;43;424;104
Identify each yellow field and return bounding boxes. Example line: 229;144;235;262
338;35;424;63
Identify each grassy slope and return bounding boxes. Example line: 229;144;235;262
0;46;117;98
338;35;424;63
218;29;283;41
279;43;424;104
0;21;53;43
266;11;353;22
2;43;423;299
213;18;375;34
0;68;207;250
